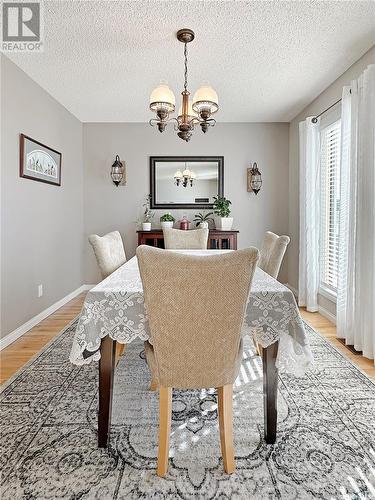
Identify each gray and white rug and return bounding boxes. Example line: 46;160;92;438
1;320;375;499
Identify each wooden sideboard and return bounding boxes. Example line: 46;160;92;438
137;229;239;250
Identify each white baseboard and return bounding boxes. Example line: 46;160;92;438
318;305;337;325
0;284;95;351
81;284;95;291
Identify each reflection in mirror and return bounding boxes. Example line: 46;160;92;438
150;157;223;209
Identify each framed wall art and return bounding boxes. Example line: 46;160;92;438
20;134;62;186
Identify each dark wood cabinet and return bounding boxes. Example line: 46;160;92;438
137;229;239;250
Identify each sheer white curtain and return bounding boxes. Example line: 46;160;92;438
337;64;375;362
298;117;320;312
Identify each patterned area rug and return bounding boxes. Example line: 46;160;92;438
1;320;375;499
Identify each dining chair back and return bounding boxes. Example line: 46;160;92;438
136;245;259;476
258;231;290;279
88;230;126;279
163;227;209;249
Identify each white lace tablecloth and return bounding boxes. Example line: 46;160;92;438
69;251;313;376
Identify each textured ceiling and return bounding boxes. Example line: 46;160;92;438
7;0;375;122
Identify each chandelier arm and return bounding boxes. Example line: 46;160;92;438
188;117;216;126
189;117;201;125
149;119;159;127
185;121;196;131
149;117;179;127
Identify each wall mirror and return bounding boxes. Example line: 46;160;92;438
150;156;224;209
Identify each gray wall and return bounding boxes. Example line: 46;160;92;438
83;122;289;283
1;55;84;339
288;45;375;316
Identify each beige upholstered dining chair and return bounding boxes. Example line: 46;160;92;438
89;231;127;362
88;230;126;279
137;245;259;477
258;231;290;279
163;227;209;249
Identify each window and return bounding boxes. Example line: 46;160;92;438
320;119;341;295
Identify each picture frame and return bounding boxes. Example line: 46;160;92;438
150;156;224;209
20;134;62;186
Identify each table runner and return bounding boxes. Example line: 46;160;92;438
69;252;313;376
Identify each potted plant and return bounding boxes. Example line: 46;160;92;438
193;211;214;229
213;196;233;230
142;195;154;231
160;213;175;229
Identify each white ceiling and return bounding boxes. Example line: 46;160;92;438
7;0;375;122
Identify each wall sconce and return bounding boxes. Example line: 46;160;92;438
247;162;262;195
110;155;126;186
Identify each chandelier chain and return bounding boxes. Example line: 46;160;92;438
184;42;188;92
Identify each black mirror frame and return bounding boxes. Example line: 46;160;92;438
150;156;224;209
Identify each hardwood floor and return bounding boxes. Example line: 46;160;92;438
1;296;374;384
300;308;375;380
0;293;86;384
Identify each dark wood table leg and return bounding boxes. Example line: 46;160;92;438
262;341;279;444
98;336;116;448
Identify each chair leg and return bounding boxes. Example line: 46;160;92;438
157;386;172;477
149;377;158;391
217;384;235;474
115;343;126;366
255;341;263;357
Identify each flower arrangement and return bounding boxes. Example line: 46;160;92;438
141;195;154;230
142;195;154;222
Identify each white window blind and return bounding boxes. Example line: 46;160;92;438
320;119;341;293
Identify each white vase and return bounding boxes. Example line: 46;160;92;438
161;221;174;230
142;222;152;231
198;221;209;229
215;217;234;231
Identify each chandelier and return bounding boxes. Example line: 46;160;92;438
174;164;196;187
149;29;219;142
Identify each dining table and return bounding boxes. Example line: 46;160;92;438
69;250;313;448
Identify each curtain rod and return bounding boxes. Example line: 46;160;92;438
311;89;351;123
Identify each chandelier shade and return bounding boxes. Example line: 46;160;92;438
149;83;176;112
192;84;219;116
149;29;219;142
